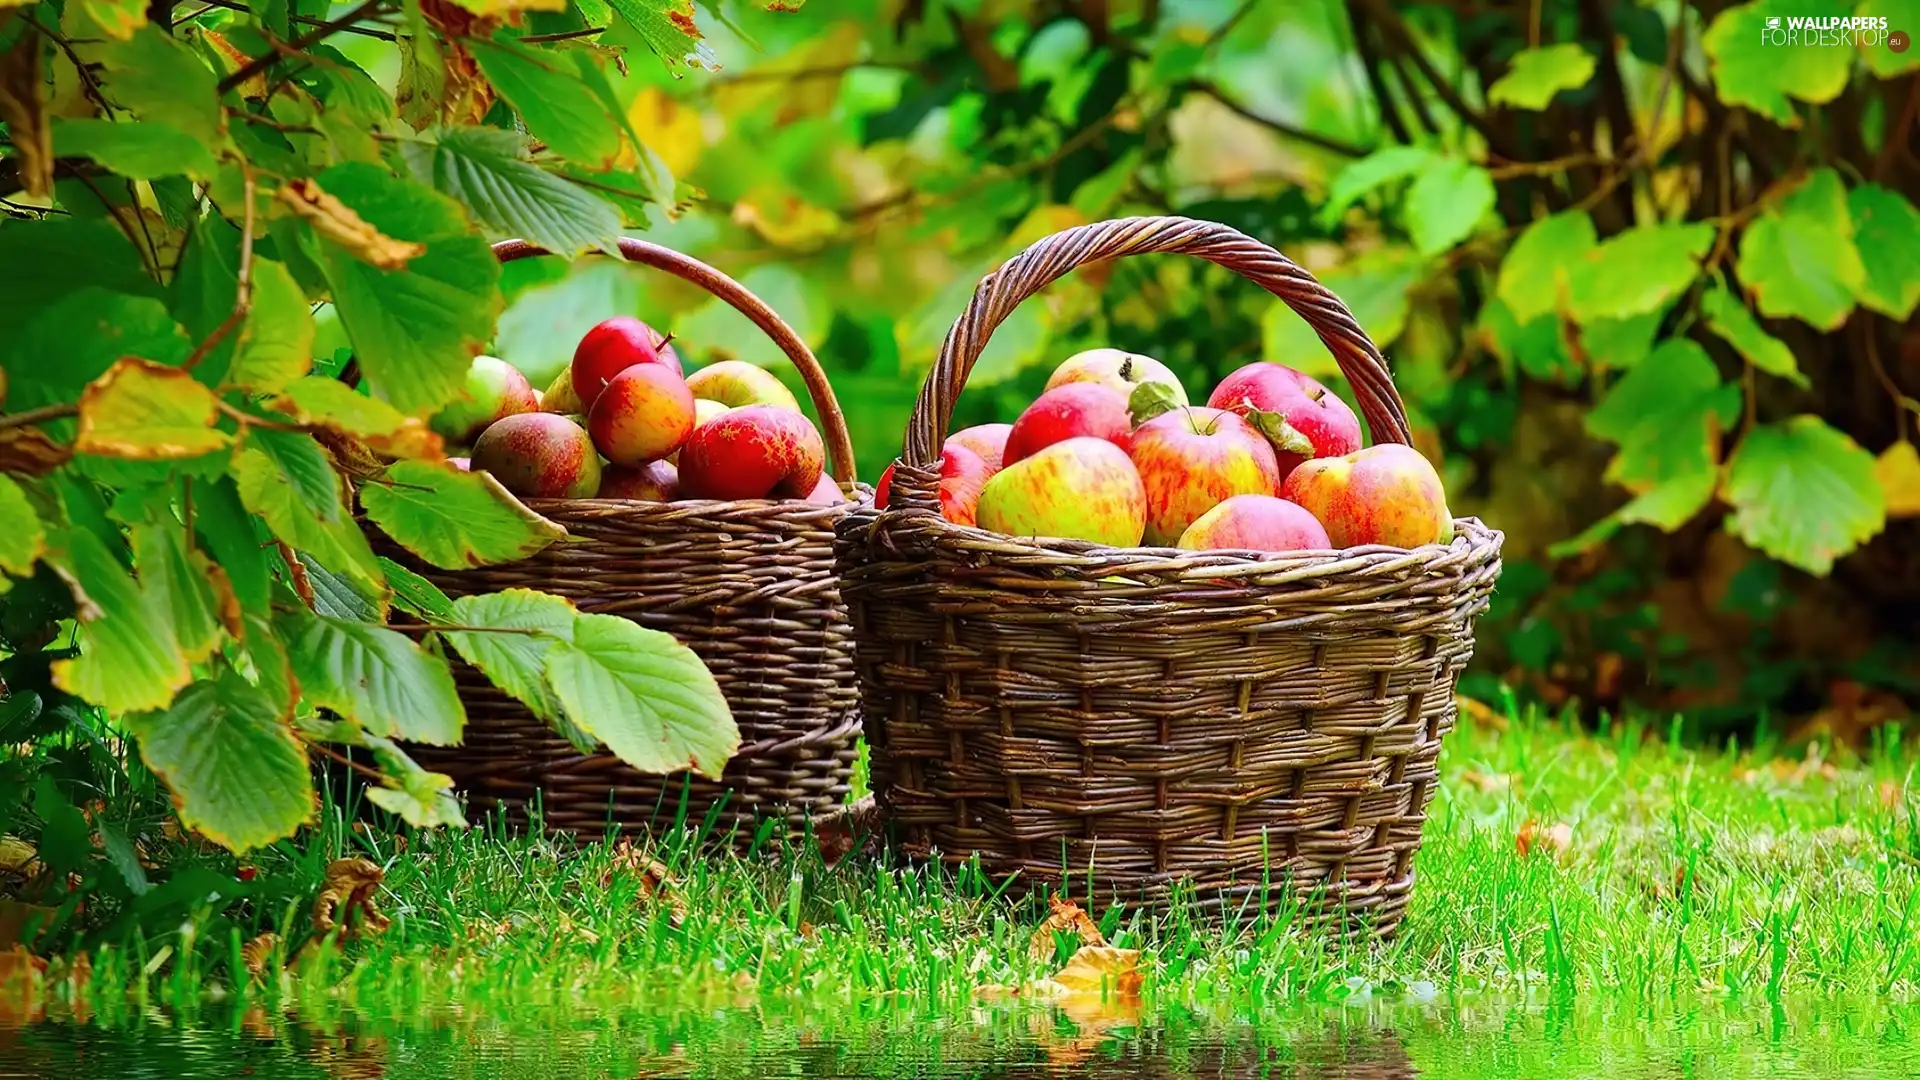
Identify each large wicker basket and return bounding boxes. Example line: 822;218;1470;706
833;217;1504;934
370;237;863;847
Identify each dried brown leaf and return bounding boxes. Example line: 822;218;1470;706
1050;945;1144;997
242;932;279;977
815;794;882;866
312;858;389;939
1515;819;1572;858
0;426;73;476
0;836;38;878
603;841;686;927
0;32;52;201
277;179;424;271
1029;897;1106;961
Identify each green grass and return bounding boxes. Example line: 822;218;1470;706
27;702;1920;1022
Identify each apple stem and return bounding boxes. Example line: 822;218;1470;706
656;331;678;350
1309;385;1327;403
1119;356;1134;382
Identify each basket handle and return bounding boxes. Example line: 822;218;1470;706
900;216;1411;472
494;238;858;483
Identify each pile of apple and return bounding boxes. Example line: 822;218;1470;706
876;349;1453;554
432;317;840;504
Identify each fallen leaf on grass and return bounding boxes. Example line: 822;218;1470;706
603;841;687;928
815;794;882;866
312;858;389;939
242;932;279;978
979;945;1145;1003
1456;694;1508;731
1029;897;1106;961
1790;680;1910;749
1881;781;1907;809
1457;769;1513;794
1515;820;1572;858
0;835;38;877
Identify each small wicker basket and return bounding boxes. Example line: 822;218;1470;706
371;237;863;847
834;216;1504;934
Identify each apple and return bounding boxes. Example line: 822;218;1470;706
601;459;679;501
571;316;679;408
1206;362;1362;478
1282;443;1454;548
684;360;802;412
1177;494;1330;553
586;364;696;467
431;356;539;445
804;473;846;505
874;444;994;526
1047;347;1188;406
678;405;826;500
976;437;1145;546
542;367;585;415
1128;406;1281;546
1003;383;1134;465
667;399;732;466
470;412;602;499
945;423;1013;473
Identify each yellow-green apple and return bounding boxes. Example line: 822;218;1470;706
542;367;585;415
685;360;802;412
1047;347;1188;406
804;474;846;505
1177;494;1330;553
874;444;993;525
678;404;825;500
1004;383;1134;465
1129;406;1281;545
431;356;539;445
601;459;679;501
1207;362;1362;479
667;399;732;466
586;364;696;467
471;413;603;499
945;423;1012;473
571;316;679;407
976;437;1145;546
1282;443;1453;548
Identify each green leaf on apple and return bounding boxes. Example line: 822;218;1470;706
1126;381;1184;427
1244;407;1316;459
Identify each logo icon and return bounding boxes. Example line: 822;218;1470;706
1893;29;1911;52
1766;16;1781;28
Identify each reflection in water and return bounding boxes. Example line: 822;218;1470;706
3;997;1918;1079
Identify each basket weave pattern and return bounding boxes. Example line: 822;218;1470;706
835;217;1504;931
375;238;862;844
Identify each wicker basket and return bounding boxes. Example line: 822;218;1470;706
833;216;1504;933
369;237;863;847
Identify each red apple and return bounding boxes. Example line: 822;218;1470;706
431;356;539;445
1129;406;1281;546
685;360;801;411
586;364;696;467
945;423;1013;473
874;444;993;526
1177;494;1330;553
1282;443;1453;548
1207;362;1362;479
975;436;1145;546
1047;348;1188;406
804;473;846;505
470;412;602;499
571;316;680;408
1003;383;1134;466
600;459;679;501
677;405;826;500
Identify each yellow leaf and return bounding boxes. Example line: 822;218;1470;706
75;359;232;460
277;178;425;271
272;376;445;461
198;30;266;99
730;185;843;248
1050;945;1144;997
625;87;704;177
1876;441;1920;519
440;0;565;18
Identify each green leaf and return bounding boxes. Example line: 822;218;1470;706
402;126;622;257
1402;158;1495;256
469;34;624;169
439;589;576;724
1487;43;1596;109
97;821;152;896
1565;223;1714;323
1723;415;1885;575
299;552;387;622
1244;407;1316;458
552;162;667;228
380;557;456;624
231;260;319;392
677;263;828;370
43;526;191;714
1700;287;1805;386
360;734;465;828
1578;307;1667;370
33;778;93;879
361;460;567;569
1702;1;1853;125
0;220;164;331
1589;339;1739;490
493;258;646;389
1497;211;1598;324
193;476;272;618
1319;146;1434;224
544;612;737;777
234;429;385;593
0;476;46;576
73;0;148;40
50;118;217;180
1126;381;1183;427
1549;470;1719;558
131;522;229;663
1736;170;1864;330
273;376;441;459
79;25;225;146
1861;0;1920;77
604;0;718;71
75;359;232;460
1848;183;1920;320
279;608;466;745
1263;252;1420;377
305;163;503;417
1;287;189;412
124;671;314;853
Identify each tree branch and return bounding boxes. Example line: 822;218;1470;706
217;0;388;94
0;403;79;431
1184;79;1367;157
1345;4;1412;144
1355;0;1516;158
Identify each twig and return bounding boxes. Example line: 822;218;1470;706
1183;80;1367;157
184;0;398;38
184;165;256;371
1356;0;1515;157
217;0;387;93
310;742;389;784
1203;0;1258;47
1863;317;1920;425
277;541;315;607
216;398;310;434
23;15;116;116
1874;76;1920;183
0;402;79;431
1345;3;1411;144
64;167;160;279
518;26;607;43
